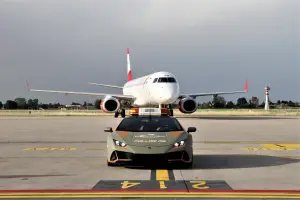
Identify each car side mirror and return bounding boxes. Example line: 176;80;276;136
187;127;196;133
104;127;113;132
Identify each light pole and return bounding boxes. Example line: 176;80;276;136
264;85;271;110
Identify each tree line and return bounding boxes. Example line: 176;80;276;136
0;96;299;110
195;95;299;109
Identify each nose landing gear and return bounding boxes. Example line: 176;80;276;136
159;104;174;116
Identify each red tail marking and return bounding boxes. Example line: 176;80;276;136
244;79;249;92
126;48;132;81
128;70;133;81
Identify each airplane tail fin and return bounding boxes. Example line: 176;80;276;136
127;48;133;81
244;79;249;92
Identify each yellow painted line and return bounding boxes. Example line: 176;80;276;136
279;156;300;159
0;192;299;194
242;147;295;151
262;144;300;149
159;181;167;189
1;192;300;195
23;148;76;151
156;170;169;180
0;194;300;199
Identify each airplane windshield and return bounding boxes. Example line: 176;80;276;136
157;77;177;83
116;116;183;132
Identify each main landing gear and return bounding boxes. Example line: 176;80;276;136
169;105;174;117
170;109;174;116
114;109;125;118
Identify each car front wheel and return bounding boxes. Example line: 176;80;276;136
180;156;193;169
107;161;117;166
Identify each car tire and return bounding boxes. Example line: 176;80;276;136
180;156;193;169
107;161;116;166
185;161;193;168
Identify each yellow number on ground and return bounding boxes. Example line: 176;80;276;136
121;181;140;189
159;181;167;189
190;181;209;189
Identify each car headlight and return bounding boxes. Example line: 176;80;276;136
173;140;185;147
113;139;127;147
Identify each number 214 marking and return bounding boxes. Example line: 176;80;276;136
120;181;210;189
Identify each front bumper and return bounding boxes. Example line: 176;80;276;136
107;150;191;165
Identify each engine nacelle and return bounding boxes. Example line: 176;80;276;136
178;98;197;113
100;97;120;113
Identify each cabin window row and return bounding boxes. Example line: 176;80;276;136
153;77;177;83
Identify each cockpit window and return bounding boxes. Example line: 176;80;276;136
168;77;176;82
158;77;168;82
153;78;158;83
157;77;176;83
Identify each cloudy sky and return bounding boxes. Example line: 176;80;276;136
0;0;299;104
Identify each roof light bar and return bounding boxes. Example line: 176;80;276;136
129;107;170;116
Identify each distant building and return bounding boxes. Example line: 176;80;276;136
251;96;259;107
63;105;83;110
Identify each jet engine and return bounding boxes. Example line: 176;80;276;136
178;97;197;113
100;96;120;113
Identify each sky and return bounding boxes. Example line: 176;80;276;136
0;0;299;104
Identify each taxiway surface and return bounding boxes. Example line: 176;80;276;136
0;115;299;198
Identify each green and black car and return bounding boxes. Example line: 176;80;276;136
105;108;196;168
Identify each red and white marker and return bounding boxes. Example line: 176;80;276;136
127;48;133;81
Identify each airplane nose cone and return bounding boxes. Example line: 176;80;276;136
156;85;179;104
161;90;176;103
163;94;172;101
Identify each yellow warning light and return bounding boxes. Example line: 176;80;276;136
129;108;139;115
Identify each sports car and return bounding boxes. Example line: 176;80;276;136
105;109;196;168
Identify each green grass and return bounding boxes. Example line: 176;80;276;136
0;109;299;116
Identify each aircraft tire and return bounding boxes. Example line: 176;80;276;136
121;109;125;118
170;109;174;116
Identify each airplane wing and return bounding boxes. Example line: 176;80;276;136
179;80;248;98
88;82;123;89
28;89;134;101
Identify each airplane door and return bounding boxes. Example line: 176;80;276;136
143;77;151;97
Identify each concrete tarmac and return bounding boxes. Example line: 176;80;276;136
0;115;299;199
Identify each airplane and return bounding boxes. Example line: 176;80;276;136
28;48;248;118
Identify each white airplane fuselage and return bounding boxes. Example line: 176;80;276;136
122;71;180;106
27;47;248;117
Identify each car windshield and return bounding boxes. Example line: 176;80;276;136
116;116;184;132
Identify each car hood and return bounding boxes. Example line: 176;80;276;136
115;131;185;146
